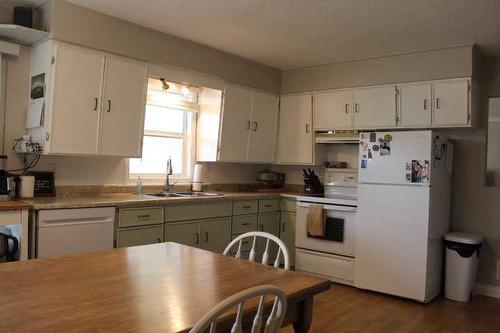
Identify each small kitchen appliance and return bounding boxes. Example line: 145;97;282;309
257;169;285;189
302;169;323;194
0;156;13;201
0;230;19;262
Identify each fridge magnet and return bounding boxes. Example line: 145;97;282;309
384;134;393;142
361;159;368;169
406;173;412;182
411;160;430;183
406;162;412;171
372;144;379;152
369;133;377;142
380;141;391;156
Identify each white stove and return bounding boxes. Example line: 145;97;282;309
295;171;358;285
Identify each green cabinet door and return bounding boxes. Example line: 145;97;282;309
164;221;200;248
200;217;232;253
116;224;164;248
280;211;296;267
256;212;281;264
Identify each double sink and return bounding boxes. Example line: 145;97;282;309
146;191;223;198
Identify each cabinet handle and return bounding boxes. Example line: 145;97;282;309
259;224;264;231
253;122;258;131
93;97;98;111
246;120;251;129
241;223;251;226
156;238;162;243
264;204;272;208
137;214;150;219
194;232;200;245
106;100;111;113
436;98;440;110
345;104;349;113
305;124;310;133
242;206;252;209
281;222;286;233
355;103;360;113
204;231;209;243
423;99;428;110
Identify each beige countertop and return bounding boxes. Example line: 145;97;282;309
19;191;302;210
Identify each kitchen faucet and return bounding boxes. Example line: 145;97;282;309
164;157;173;193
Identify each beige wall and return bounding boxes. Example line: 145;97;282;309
48;0;280;93
281;45;474;93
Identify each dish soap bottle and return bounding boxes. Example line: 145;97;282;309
135;176;143;195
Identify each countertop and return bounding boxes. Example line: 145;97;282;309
19;191;302;210
0;200;32;211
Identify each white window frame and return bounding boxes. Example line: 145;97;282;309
128;86;197;183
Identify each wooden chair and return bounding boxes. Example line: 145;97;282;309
223;231;290;271
189;284;287;333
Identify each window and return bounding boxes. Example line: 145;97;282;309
129;78;198;180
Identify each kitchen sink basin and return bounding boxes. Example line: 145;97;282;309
146;191;223;198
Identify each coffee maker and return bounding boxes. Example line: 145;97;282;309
0;155;13;201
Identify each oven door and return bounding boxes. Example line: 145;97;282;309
296;201;356;257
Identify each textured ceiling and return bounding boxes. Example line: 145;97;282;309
35;1;500;69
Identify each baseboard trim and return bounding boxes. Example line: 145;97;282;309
475;283;500;299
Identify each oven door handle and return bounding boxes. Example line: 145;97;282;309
298;203;357;213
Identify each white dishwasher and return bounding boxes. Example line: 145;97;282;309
37;207;115;259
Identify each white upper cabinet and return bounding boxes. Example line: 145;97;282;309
398;82;432;127
28;41;147;157
432;79;470;126
99;57;147;157
218;84;253;162
247;91;279;163
49;45;105;155
353;85;397;128
277;94;313;165
313;89;353;130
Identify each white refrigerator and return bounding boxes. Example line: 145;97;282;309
355;130;453;302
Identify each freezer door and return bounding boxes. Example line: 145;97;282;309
358;131;432;185
354;183;430;301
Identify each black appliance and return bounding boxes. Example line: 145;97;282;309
0;232;19;262
13;6;33;28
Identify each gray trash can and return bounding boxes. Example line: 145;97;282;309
444;232;482;302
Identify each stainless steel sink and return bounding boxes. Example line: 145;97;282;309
146;191;223;198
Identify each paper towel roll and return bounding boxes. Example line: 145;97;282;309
192;164;204;192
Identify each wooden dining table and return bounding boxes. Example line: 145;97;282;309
0;242;330;333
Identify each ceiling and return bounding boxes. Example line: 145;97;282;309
10;0;500;70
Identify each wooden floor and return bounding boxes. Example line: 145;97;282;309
281;283;500;333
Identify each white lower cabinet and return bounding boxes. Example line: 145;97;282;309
116;225;163;248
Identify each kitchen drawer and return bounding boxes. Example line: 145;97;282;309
232;214;258;234
118;206;164;227
233;200;258;215
165;201;232;222
116;224;164;248
295;248;354;285
229;234;253;255
280;198;297;212
258;199;279;213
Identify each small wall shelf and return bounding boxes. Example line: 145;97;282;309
0;24;50;45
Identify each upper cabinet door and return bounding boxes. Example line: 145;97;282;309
399;82;432;127
50;45;105;155
247;92;279;163
353;86;397;129
99;57;147;157
432;79;470;126
277;94;313;164
313;89;353;130
218;84;253;162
